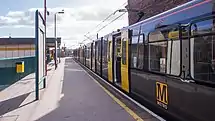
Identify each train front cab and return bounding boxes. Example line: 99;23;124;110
107;30;130;93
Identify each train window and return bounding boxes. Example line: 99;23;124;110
99;41;101;62
132;26;141;36
148;26;180;75
148;41;167;73
103;39;108;63
99;41;101;63
130;34;144;69
122;39;127;65
88;47;90;59
85;46;87;58
190;18;215;82
191;19;215;36
96;42;100;62
131;36;138;68
149;31;166;42
108;41;111;62
137;35;144;69
93;44;95;58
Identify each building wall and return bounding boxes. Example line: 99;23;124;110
127;0;192;25
0;44;35;58
0;56;36;85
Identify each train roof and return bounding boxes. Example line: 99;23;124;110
126;0;204;29
100;0;205;37
78;0;211;48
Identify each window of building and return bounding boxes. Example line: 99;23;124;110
148;26;180;75
190;17;215;82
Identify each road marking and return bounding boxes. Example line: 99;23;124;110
92;79;144;121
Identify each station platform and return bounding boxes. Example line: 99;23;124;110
0;58;162;121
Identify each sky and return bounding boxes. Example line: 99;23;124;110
0;0;128;48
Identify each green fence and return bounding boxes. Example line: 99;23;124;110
0;56;36;86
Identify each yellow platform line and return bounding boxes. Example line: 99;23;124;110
92;79;144;121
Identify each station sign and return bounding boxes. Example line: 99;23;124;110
156;81;168;109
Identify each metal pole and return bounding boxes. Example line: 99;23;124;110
55;13;61;63
54;13;57;69
58;13;61;63
54;11;64;66
44;0;47;88
44;0;46;23
35;10;39;100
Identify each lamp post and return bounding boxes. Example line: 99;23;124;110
54;10;64;69
44;0;47;75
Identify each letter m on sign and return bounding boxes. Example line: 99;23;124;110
156;82;168;105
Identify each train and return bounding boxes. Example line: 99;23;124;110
73;0;215;121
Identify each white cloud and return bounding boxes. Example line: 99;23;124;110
0;0;128;48
0;16;19;24
7;11;25;18
54;3;128;47
0;10;33;27
13;25;34;28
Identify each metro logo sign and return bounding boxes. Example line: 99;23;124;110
156;82;168;109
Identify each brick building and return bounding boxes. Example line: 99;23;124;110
127;0;192;25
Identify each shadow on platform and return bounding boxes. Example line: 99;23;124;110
0;92;34;116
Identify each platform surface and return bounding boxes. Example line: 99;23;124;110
0;58;161;121
36;59;137;121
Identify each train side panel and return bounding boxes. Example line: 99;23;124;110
129;1;215;121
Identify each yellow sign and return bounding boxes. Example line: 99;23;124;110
156;82;168;109
16;62;24;73
168;31;179;39
168;31;188;39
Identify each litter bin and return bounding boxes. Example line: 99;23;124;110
16;61;24;73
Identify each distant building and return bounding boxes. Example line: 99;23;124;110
127;0;192;25
0;37;61;58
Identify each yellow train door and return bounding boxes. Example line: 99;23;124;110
121;30;129;93
108;35;113;82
